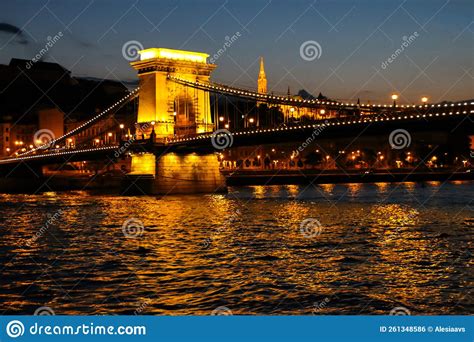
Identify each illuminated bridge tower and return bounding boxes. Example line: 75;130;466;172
126;47;225;195
131;48;217;138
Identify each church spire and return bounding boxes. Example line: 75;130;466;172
258;56;267;94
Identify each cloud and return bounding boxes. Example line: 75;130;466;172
0;23;22;35
0;22;28;44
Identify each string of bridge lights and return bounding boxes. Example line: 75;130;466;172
4;75;473;161
168;75;473;109
169;109;474;144
17;88;140;158
2;108;472;163
0;146;119;164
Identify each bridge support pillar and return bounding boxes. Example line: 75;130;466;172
123;152;226;195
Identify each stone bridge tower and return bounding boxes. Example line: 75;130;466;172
131;48;217;139
126;48;225;195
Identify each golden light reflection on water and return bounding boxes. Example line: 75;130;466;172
319;183;335;194
370;204;419;228
426;181;442;186
346;183;362;196
285;184;299;197
375;182;389;193
0;181;472;315
402;182;417;191
252;185;265;199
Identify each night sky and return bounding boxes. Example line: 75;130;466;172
1;0;472;103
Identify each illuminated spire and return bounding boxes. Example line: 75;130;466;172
259;57;265;76
258;56;267;94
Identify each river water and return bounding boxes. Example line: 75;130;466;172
0;181;472;315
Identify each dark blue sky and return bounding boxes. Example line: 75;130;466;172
1;0;472;103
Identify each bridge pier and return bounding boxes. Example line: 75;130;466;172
123;152;226;195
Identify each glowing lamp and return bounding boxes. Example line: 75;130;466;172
139;48;209;64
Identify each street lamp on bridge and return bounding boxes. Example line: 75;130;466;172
391;94;398;107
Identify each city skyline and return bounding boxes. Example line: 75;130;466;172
1;0;472;104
